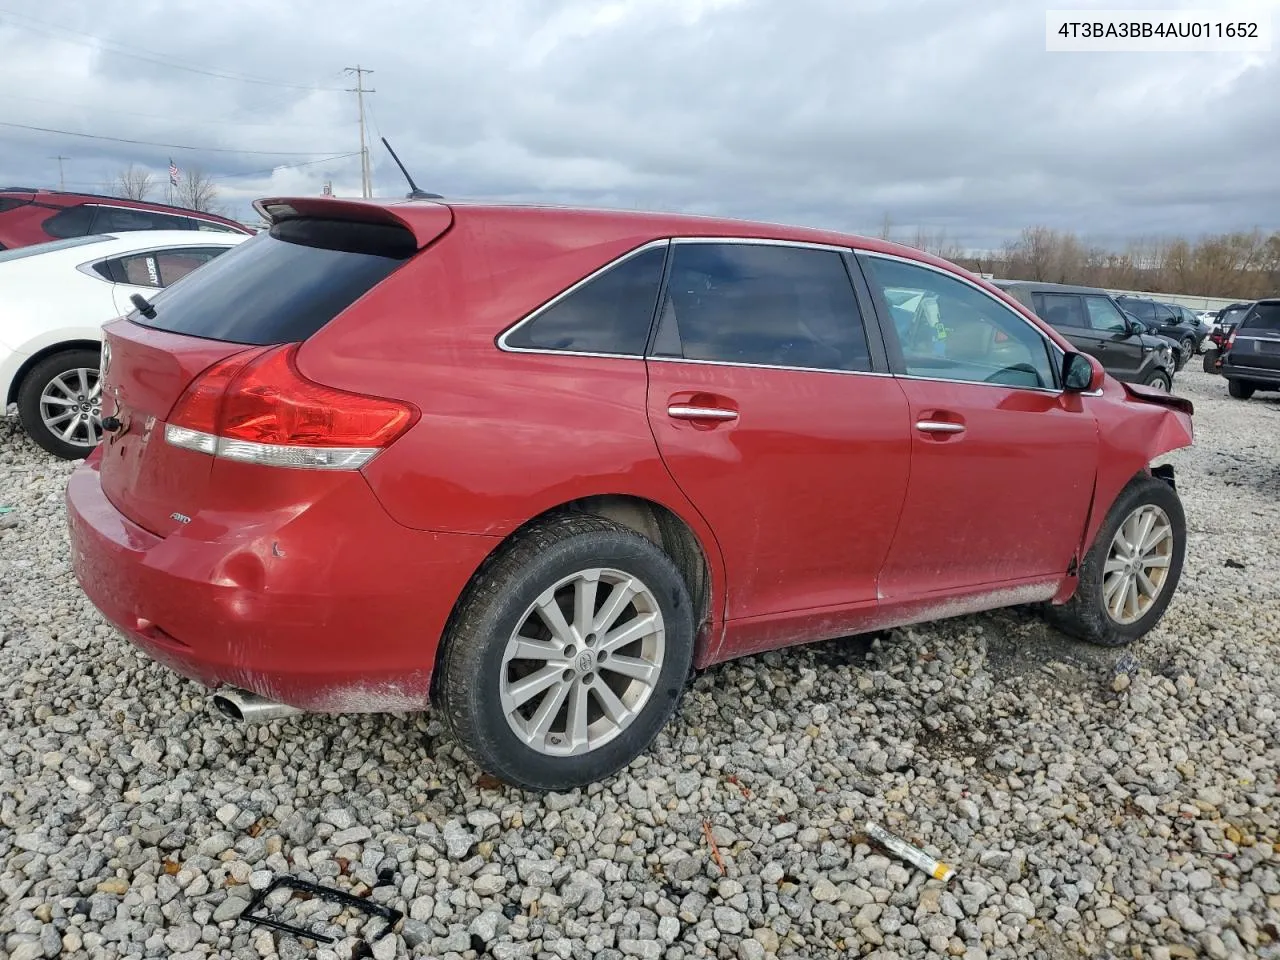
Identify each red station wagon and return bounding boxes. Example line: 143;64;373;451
66;197;1194;789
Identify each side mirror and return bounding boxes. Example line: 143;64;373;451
1063;351;1104;393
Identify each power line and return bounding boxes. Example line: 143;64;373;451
0;8;343;91
0;120;348;156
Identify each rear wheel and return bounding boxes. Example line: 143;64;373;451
16;348;103;460
436;515;695;790
1201;348;1220;374
1142;369;1171;393
1228;379;1255;399
1044;475;1185;647
1176;337;1194;369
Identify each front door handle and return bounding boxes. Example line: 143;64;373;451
915;420;965;434
668;405;738;422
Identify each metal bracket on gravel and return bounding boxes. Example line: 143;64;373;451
238;874;403;947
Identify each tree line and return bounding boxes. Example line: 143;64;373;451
885;222;1280;301
112;164;223;215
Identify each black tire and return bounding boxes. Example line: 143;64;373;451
1228;379;1254;400
1044;474;1185;647
436;515;695;791
1143;369;1171;393
1201;348;1220;374
1175;337;1194;370
16;348;103;460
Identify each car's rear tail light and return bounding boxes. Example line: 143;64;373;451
165;343;417;469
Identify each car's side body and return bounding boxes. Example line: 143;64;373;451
1;231;246;412
992;280;1176;385
66;198;1194;715
0;188;252;250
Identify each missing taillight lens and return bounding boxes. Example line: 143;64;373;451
165;344;417;469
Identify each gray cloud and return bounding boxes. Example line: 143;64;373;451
1;0;1276;248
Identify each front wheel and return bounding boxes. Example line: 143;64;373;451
436;515;695;790
1044;474;1185;647
16;348;103;460
1142;369;1171;393
1228;379;1255;400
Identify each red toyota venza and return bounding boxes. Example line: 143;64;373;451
66;197;1194;789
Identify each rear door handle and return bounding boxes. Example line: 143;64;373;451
915;420;965;434
668;405;738;421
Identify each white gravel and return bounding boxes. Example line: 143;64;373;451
2;366;1278;960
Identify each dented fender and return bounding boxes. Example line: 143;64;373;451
1080;379;1193;560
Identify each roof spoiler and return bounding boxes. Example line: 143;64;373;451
252;196;452;249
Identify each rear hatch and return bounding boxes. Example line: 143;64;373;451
98;203;450;537
1226;302;1280;373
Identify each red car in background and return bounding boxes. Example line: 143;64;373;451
0;188;252;249
66;197;1194;790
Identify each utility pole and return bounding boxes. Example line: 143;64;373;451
50;155;69;190
344;65;375;199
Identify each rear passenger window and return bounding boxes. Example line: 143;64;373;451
650;242;870;371
43;205;96;238
504;245;667;356
1036;293;1088;328
92;207;193;233
113;253;163;288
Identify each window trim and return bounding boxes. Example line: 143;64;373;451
498;236;888;376
496;239;671;359
857;250;1067;395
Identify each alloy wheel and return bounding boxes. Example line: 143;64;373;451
1103;504;1174;625
39;367;102;449
500;568;666;756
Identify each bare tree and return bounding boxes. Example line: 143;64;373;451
173;167;223;214
113;164;154;200
878;213;894;242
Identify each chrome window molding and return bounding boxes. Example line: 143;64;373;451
647;355;891;378
495;238;670;358
669;236;853;253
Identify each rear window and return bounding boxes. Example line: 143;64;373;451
133;218;416;345
0;197;31;213
1243;303;1280;332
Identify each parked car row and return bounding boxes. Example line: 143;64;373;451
991;281;1179;391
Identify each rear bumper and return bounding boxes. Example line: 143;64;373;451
66;454;498;712
1221;362;1280;386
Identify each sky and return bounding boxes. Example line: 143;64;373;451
0;0;1277;250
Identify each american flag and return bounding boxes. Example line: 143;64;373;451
169;159;180;187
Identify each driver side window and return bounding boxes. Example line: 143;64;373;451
863;256;1058;390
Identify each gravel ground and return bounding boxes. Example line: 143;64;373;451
2;366;1278;960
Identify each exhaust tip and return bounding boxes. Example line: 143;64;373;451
211;695;244;721
211;686;304;723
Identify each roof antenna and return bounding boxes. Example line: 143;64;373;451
380;137;442;200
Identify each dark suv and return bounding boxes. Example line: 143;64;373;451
0;188;251;250
993;281;1177;391
1114;296;1203;369
1219;299;1280;399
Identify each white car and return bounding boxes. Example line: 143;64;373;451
1;231;246;458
